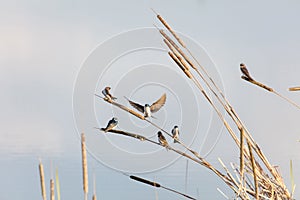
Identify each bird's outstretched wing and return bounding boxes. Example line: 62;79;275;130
124;96;145;113
150;93;166;113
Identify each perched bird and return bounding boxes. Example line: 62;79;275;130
102;86;117;100
240;63;253;81
171;125;180;143
125;93;166;118
157;131;168;147
101;117;118;132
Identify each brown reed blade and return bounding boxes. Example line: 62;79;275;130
39;160;47;200
81;133;88;200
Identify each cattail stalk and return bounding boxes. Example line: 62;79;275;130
50;179;55;200
39;160;47;200
81;133;88;200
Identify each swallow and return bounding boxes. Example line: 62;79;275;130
157;131;168;147
171;125;179;143
101;117;118;132
125;93;166;118
102;86;117;100
240;63;253;81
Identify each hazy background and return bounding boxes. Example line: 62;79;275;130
1;1;300;199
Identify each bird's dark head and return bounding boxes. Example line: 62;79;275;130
157;131;162;136
145;104;150;107
106;86;111;90
240;63;245;67
174;125;178;129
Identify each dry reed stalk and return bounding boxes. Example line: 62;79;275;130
155;12;292;198
239;128;245;183
241;76;273;92
164;39;189;70
50;179;55;200
92;195;97;200
97;126;236;194
81;133;88;200
189;73;242;147
95;94;145;120
168;51;192;78
218;158;239;189
247;139;259;199
95;128;150;143
142;111;273;197
218;158;251;199
39;160;47;200
158;28;196;70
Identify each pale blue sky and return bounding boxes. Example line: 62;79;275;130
1;1;300;199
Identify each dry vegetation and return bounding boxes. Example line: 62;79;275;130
38;11;299;200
